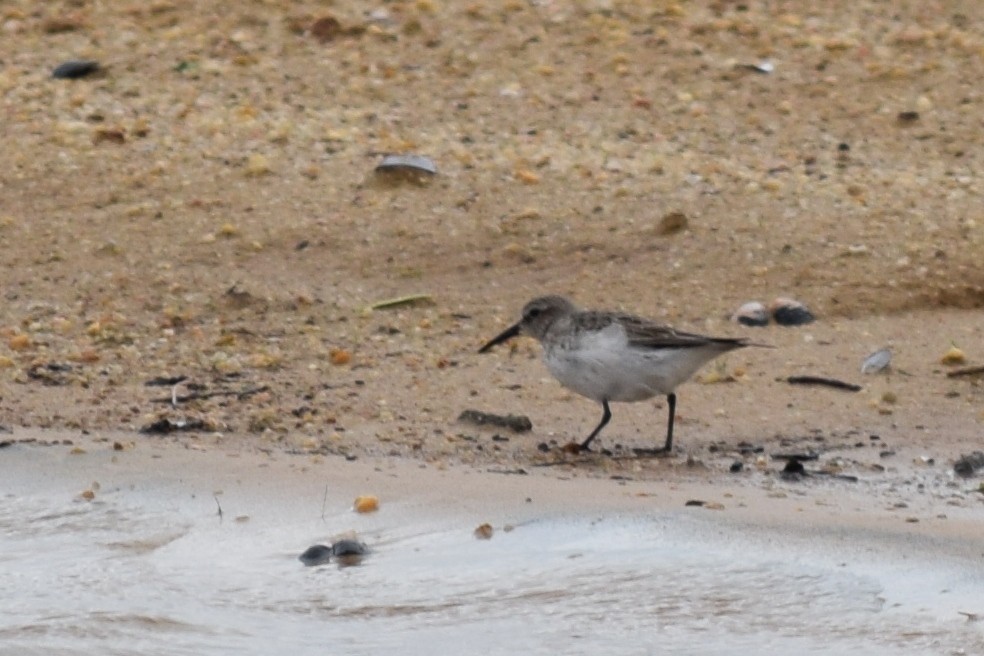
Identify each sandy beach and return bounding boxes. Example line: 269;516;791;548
1;1;983;651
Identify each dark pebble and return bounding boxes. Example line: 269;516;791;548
298;544;333;566
52;60;100;79
729;461;744;473
330;539;369;557
953;451;984;477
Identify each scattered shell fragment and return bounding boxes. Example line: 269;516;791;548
770;297;815;326
732;301;769;327
374;154;437;185
474;523;494;540
52;60;100;79
940;345;966;365
737;60;774;74
861;348;892;374
353;495;379;513
368;294;434;311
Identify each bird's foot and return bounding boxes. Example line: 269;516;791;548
564;441;590;455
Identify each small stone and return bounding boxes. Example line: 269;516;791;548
310;16;342;41
953;451;984;477
940;345;966;365
514;169;540;185
8;334;31;350
245;153;271;176
896;111;920;125
331;539;369;557
473;523;494;540
656;211;688;236
353;495;379;513
298;544;332;566
329;348;351;365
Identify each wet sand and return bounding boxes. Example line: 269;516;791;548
2;429;983;654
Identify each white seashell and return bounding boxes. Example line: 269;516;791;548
861;348;892;374
732;301;769;327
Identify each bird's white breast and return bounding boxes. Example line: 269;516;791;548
543;323;721;402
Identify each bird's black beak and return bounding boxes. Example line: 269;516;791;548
478;323;521;353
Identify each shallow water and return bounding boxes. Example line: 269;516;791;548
1;446;981;656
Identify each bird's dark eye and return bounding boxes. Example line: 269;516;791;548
525;307;542;320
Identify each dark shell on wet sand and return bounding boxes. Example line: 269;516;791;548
298;540;370;566
330;539;370;557
770;298;815;326
298;544;333;566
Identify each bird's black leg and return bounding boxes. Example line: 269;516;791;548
632;393;676;457
662;393;676;452
579;400;611;451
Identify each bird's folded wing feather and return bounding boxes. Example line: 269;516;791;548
614;314;744;350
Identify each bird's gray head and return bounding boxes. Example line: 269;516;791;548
478;295;577;352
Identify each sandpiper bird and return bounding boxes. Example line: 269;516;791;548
479;295;756;453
